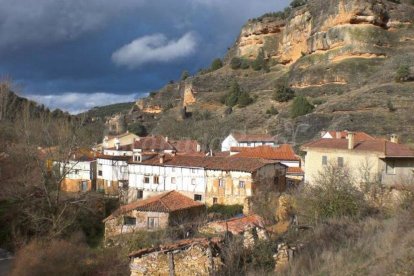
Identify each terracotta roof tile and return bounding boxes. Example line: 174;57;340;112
130;155;281;173
287;167;304;175
104;191;204;222
231;145;300;161
232;133;275;143
134;136;175;151
203;214;265;235
324;131;375;141
170;139;200;153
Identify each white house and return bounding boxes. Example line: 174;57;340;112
128;155;207;203
96;155;130;197
221;133;276;152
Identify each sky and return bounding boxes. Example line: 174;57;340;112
0;0;290;114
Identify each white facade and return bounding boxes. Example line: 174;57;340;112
221;134;276;152
56;160;95;180
97;158;129;182
128;163;206;202
103;148;133;156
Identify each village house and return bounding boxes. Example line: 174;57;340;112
59;150;98;193
97;131;139;151
230;145;304;184
96;155;129;196
320;130;375;140
302;132;414;187
103;191;205;238
221;133;276;152
127;154;287;207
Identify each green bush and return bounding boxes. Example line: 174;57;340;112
240;59;250;69
251;50;266;71
395;65;410;82
222;80;253;108
387;100;396;112
273;86;295;102
237;91;254;107
127;123;147;136
207;204;243;218
181;70;190;80
290;96;314;118
266;106;279;115
230;57;242;69
290;0;307;8
211;58;223;71
192;109;212;121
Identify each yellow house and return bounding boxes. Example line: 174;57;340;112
302;132;414;187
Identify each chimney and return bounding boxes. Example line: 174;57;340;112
336;131;342;139
159;154;165;164
115;138;120;150
196;144;201;152
347;132;355;150
390;134;399;144
165;136;169;142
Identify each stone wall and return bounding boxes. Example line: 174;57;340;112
130;240;223;276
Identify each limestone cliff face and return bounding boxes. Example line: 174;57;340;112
234;0;414;67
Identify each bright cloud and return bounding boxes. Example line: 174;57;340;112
26;92;141;115
111;32;197;69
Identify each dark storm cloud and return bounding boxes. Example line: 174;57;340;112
0;0;290;113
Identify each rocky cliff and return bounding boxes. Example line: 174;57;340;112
98;0;414;148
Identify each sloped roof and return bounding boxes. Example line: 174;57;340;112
170;139;200;153
104;191;204;221
231;145;300;161
231;133;275;143
130;155;281;173
203;214;265;235
287;167;304;175
324;131;375;141
134;136;175;151
302;138;414;158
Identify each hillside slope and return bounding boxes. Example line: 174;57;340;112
98;0;414;149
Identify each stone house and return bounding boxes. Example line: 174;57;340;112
96;155;130;196
302;132;414;186
129;237;223;276
103;191;205;238
204;157;287;206
230;144;304;184
221;133;276;152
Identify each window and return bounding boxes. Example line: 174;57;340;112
322;156;328;166
386;161;396;175
74;169;79;175
133;155;141;162
337;157;344;167
239;181;245;188
219;179;225;188
137;190;143;199
144;176;150;184
171;177;176;184
98;170;102;176
213;197;218;205
80;181;88;192
154;176;159;184
194;194;202;201
191;178;196;185
147;217;159;229
191;168;196;174
124;216;136;226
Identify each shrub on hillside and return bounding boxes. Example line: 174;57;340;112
290;0;308;8
251;50;268;72
237;91;254;107
266;106;279;115
181;70;190;80
128;123;147;136
222;80;253;108
395;65;410;82
230;57;242;69
290;96;314;118
297;164;368;222
211;58;223;71
273;86;295;102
